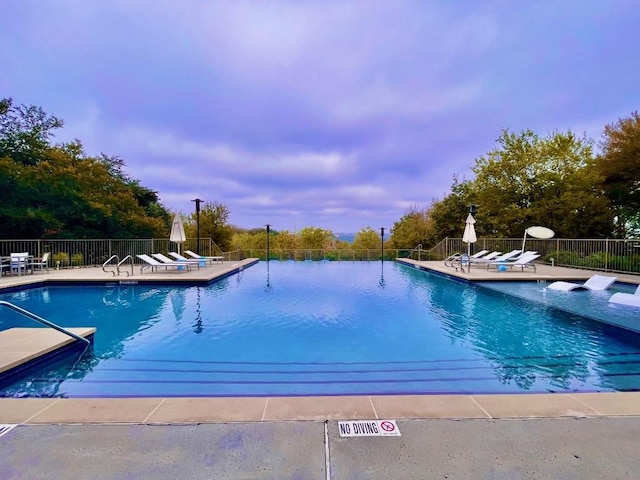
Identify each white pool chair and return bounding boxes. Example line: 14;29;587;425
486;252;541;271
136;254;192;273
609;285;640;308
548;274;617;291
471;249;522;264
184;249;224;264
152;253;200;269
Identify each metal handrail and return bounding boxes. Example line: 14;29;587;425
117;255;134;276
407;244;423;260
102;255;119;276
0;301;90;345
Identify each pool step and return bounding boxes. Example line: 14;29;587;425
0;327;95;381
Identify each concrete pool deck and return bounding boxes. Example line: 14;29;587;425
2;260;640;478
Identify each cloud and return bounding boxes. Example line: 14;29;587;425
2;0;639;232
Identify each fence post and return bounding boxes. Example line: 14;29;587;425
605;238;609;272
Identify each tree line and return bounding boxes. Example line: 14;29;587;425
2;97;638;251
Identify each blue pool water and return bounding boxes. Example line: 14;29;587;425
1;261;639;397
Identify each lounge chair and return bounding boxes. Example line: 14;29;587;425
445;251;500;268
136;254;192;273
609;285;640;308
167;251;211;267
184;249;224;264
444;250;489;267
152;253;200;269
471;249;522;265
486;252;541;271
547;274;617;291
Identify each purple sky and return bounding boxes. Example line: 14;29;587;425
2;1;639;233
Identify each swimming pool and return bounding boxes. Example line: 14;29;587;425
1;261;639;397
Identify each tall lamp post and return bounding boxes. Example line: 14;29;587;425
265;224;271;262
380;227;385;261
191;198;203;255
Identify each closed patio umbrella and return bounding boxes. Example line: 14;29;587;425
462;213;477;272
170;213;187;254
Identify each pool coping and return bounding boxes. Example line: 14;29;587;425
1;259;639;424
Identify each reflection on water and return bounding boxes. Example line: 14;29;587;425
1;262;639;397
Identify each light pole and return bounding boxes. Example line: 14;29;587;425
191;198;203;255
265;224;271;262
380;227;385;261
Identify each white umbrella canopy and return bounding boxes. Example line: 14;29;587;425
170;213;187;254
522;226;554;254
462;213;477;271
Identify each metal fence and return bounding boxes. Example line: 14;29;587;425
425;237;640;274
0;238;224;268
2;237;639;274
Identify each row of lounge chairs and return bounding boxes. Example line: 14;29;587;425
444;250;540;272
136;250;224;273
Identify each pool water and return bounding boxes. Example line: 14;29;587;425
1;261;639;397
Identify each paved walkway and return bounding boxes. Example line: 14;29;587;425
2;418;640;479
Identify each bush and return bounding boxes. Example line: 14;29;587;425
52;252;69;268
71;253;84;267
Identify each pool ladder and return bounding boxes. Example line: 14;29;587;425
0;301;90;345
102;255;135;276
407;244;423;260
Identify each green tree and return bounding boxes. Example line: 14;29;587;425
0;97;63;166
0;100;172;238
596;112;640;237
185;202;233;251
272;230;298;250
389;206;434;249
297;227;335;249
470;129;612;238
352;226;381;250
429;176;476;240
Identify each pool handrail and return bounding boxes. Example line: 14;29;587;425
0;300;90;345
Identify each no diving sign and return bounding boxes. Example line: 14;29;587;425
338;420;401;437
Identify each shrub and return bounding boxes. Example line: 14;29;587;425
52;252;69;268
71;253;84;267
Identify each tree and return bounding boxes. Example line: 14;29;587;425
185;202;233;251
596;112;640;237
0;98;63;166
470;129;612;238
0;100;172;238
352;226;381;250
429;176;476;240
389;206;434;249
297;227;335;249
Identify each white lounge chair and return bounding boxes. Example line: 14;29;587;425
609;285;640;308
486;252;540;271
445;250;499;268
547;274;617;291
471;249;522;264
136;254;192;273
152;253;200;269
184;250;224;264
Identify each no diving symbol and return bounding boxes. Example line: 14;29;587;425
380;421;395;432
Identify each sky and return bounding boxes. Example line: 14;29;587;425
2;1;639;233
